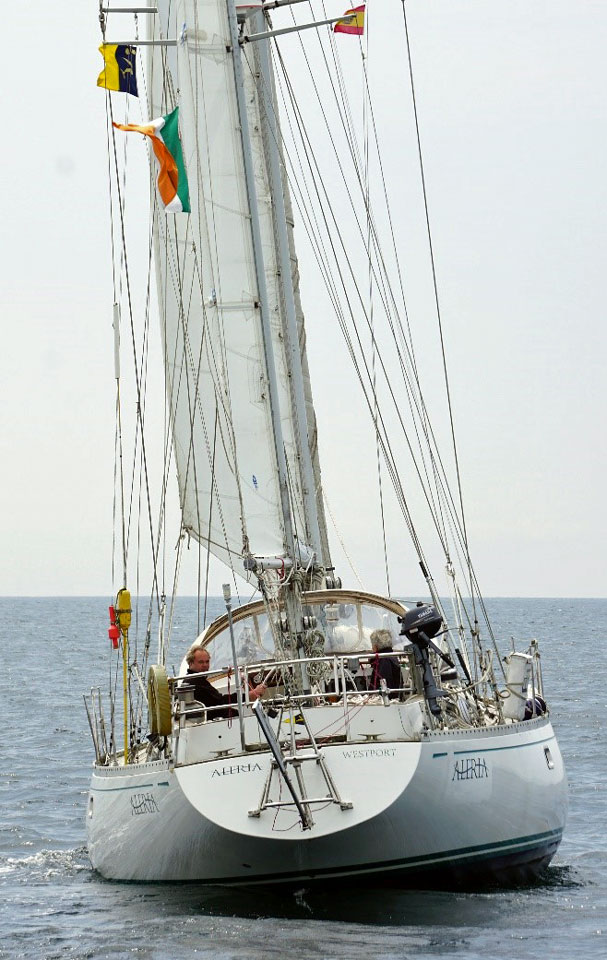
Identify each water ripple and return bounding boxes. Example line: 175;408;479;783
1;597;606;959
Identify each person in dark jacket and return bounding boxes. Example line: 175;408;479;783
186;646;266;719
369;629;402;699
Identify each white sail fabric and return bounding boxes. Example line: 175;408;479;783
147;0;316;576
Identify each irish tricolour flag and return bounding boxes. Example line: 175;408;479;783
113;106;190;213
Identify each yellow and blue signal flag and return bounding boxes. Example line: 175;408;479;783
97;44;138;97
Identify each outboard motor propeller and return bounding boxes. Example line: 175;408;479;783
399;603;454;717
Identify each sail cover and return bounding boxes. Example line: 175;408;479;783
147;0;322;577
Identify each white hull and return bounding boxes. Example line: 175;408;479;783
87;714;567;885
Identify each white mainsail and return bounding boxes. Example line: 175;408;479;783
148;0;328;577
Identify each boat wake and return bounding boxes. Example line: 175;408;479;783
0;847;90;882
534;863;584;889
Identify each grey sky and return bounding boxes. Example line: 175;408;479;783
1;2;605;598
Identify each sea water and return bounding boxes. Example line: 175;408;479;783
1;597;605;959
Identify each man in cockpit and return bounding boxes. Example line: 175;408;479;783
186;646;266;719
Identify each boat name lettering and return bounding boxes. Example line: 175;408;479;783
342;748;396;759
130;792;159;815
211;762;263;777
452;758;489;781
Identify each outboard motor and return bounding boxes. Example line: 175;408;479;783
399;603;453;717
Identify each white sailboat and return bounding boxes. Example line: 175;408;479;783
86;1;567;885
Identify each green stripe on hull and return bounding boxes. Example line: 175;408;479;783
207;828;564;886
91;780;170;792
453;735;555;756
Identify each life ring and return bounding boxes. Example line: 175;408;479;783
147;664;172;736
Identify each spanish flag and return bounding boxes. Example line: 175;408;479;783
333;5;365;36
97;44;138;97
113;107;191;213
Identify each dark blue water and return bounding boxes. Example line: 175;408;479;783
1;597;605;959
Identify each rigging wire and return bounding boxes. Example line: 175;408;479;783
104;101;129;588
360;21;391;597
106;95;162;608
272;44;451;559
397;1;503;668
356;41;451;558
399;0;476;605
103;4;505;701
103;9;177;738
137;15;175;680
302;39;454;567
264;18;505;670
203;408;219;630
268;20;497;644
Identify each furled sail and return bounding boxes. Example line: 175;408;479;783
147;0;330;578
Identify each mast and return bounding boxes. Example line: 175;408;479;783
251;7;324;578
226;0;304;638
145;1;332;625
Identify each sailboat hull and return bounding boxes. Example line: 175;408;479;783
86;715;567;886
